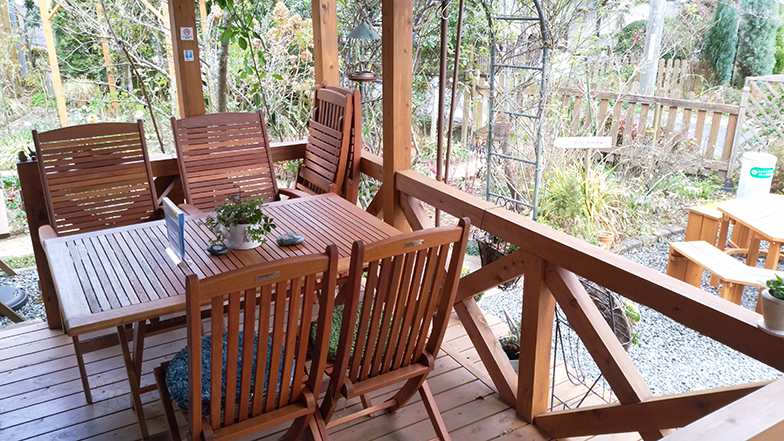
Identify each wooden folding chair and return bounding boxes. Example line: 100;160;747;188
282;82;361;202
33;121;160;405
320;218;471;440
172;111;279;212
322;84;362;204
155;244;339;441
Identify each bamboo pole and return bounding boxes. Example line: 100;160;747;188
95;2;119;115
39;0;68;126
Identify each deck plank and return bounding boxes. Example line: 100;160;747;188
0;309;623;441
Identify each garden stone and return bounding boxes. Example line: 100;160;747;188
639;235;658;247
277;233;305;246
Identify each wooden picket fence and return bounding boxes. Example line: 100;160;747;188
557;82;740;174
584;58;713;99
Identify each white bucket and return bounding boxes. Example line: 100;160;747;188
737;152;777;198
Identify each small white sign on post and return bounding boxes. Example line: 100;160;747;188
554;136;612;150
183;50;194;62
163;197;186;264
180;27;194;41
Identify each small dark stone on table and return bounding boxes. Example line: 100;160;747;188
207;244;229;256
277;233;305;246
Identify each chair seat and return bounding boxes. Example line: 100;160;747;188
165;332;289;413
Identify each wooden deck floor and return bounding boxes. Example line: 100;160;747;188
0;314;640;441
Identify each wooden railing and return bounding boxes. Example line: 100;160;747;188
384;168;784;440
558;85;740;174
18;144;784;439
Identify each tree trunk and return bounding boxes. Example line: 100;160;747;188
216;10;232;112
639;0;665;92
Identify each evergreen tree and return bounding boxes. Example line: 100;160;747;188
703;1;739;85
774;24;784;74
735;0;780;86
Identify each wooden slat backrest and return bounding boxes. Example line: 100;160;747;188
333;218;470;388
184;245;337;439
293;83;355;198
33;121;159;236
172;111;278;211
324;84;362;204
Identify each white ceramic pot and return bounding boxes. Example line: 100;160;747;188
760;289;784;333
225;224;261;250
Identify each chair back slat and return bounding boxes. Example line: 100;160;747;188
172;111;278;211
184;246;337;438
324;85;362;204
33;121;158;236
293;83;355;197
336;220;470;388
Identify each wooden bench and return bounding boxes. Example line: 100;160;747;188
667;240;784;310
685;204;723;245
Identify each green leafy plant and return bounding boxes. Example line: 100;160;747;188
766;274;784;300
199;195;275;246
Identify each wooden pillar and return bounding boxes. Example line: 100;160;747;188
168;0;204;116
517;252;555;421
381;0;412;229
161;2;179;117
311;0;338;85
38;0;68;126
95;2;119;115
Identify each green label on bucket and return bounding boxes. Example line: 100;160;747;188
750;167;774;178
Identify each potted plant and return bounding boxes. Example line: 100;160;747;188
201;195;275;250
759;274;784;336
476;233;521;290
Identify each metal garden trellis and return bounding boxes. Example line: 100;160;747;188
483;0;548;219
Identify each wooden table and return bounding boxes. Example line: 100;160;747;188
717;194;784;271
42;194;401;437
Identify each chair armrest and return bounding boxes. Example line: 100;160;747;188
178;203;205;216
278;188;313;199
39;224;58;242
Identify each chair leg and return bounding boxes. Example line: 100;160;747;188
154;364;182;441
720;282;744;305
303;413;328;441
72;335;93;403
281;414;314;441
418;381;450;441
389;374;427;412
117;325;149;439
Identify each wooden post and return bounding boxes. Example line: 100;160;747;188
161;1;179;117
168;0;204;116
95;2;119;116
381;0;412;229
517;251;555;421
310;0;338;86
0;0;18;68
39;0;68;126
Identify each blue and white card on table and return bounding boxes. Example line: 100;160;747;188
162;197;186;264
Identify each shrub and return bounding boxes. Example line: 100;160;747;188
703;1;740;85
735;0;779;86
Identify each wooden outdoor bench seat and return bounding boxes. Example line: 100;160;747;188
667;240;784;309
685;204;723;245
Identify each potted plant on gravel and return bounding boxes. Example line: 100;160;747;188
201;195;275;250
759;274;784;337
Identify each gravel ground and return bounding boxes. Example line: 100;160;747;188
0;269;47;328
478;232;783;396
